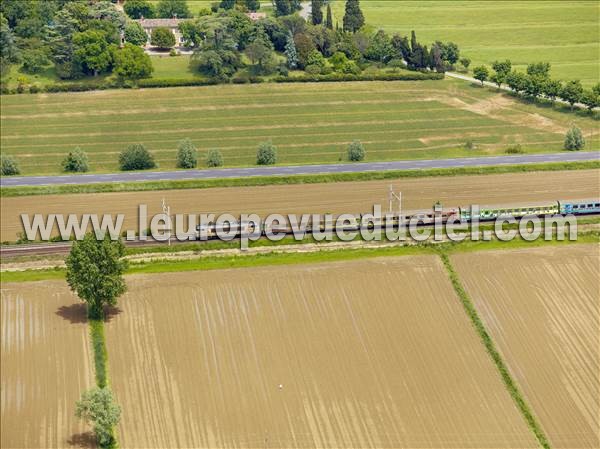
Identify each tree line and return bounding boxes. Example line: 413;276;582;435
0;138;370;176
472;60;599;112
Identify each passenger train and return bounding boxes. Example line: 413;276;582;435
196;198;600;239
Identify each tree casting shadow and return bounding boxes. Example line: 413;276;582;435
56;303;122;324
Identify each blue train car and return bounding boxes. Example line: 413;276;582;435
559;199;600;215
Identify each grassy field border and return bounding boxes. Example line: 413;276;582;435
1;160;599;198
89;312;118;447
89;319;109;389
439;252;551;449
3;232;597;283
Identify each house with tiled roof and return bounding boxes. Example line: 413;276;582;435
136;18;185;47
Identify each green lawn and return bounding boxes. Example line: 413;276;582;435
1;77;598;175
331;1;599;87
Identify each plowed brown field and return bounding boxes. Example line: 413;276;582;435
105;257;537;448
452;244;600;449
2;169;599;241
1;283;94;448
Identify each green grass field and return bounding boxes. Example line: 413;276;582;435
1;78;598;175
331;1;599;87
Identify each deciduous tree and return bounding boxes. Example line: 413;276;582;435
491;59;511;87
66;233;128;319
151;27;176;49
124;21;148;46
256;141;277;165
113;43;153;80
75;387;121;448
73;30;114;76
176;138;198;168
564;126;585;150
206;149;224;167
473;65;489;86
347;140;365;161
62;147;89;173
156;0;191;18
119;143;156;170
124;0;155;19
560;80;583;110
0;154;20;176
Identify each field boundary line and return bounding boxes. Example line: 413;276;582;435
3;233;598;283
439;252;552;449
88;315;118;447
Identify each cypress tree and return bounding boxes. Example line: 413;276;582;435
343;0;364;33
284;31;298;69
311;0;323;25
325;4;333;30
274;0;290;16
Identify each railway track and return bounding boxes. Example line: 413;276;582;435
2;212;598;260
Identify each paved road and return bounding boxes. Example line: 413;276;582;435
2;152;598;187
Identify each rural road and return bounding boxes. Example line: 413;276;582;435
1;152;598;187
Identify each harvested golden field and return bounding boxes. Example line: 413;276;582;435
105;257;537;448
2;169;599;241
1;282;94;448
452;244;600;449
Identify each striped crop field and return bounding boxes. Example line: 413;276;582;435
105;258;537;448
1;79;598;175
330;1;600;87
452;244;600;448
1;283;94;448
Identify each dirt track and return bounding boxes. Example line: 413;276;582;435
452;244;600;448
105;257;537;448
0;283;94;448
2;169;599;241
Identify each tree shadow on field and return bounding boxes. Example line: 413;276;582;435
56;303;88;324
56;303;122;324
67;431;96;448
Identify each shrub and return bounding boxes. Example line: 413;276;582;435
137;78;219;88
256;141;277;165
169;48;178;57
464;140;476;150
176;138;198;168
62;148;90;172
150;27;175;49
206;149;224;167
119;144;156;170
1;154;20;175
347;140;366;162
29;84;41;94
564;126;585;151
274;72;444;83
305;64;322;75
505;144;524;154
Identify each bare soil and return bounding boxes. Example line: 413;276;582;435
1;283;94;448
105;257;537;448
452;244;600;448
2;169;599;241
